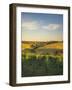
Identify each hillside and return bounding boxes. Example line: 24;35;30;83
21;41;63;50
38;42;63;49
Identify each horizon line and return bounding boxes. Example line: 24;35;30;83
22;40;63;42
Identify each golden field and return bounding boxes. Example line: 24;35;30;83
21;41;63;50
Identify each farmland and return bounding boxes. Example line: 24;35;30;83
21;41;63;77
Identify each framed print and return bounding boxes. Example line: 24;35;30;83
9;3;70;86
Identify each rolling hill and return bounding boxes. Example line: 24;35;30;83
21;41;63;50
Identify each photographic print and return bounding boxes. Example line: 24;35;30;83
21;13;63;77
9;3;70;86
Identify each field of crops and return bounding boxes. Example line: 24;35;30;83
21;41;63;77
22;53;63;77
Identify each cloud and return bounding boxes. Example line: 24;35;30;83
42;24;62;30
22;21;39;30
22;20;62;31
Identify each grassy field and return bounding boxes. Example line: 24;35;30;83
21;41;63;77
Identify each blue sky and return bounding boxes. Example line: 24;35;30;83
21;12;63;41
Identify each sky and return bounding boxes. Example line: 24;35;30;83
21;12;63;42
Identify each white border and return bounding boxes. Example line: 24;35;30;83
16;7;68;83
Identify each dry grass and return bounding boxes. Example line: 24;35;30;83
39;43;63;49
21;41;63;49
21;43;32;49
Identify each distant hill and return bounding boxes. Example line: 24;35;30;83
37;42;63;49
21;41;63;50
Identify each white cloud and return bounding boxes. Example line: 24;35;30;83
22;21;62;31
42;24;62;30
22;21;39;30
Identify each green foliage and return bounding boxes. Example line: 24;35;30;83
22;54;63;77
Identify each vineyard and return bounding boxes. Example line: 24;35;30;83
21;41;63;77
